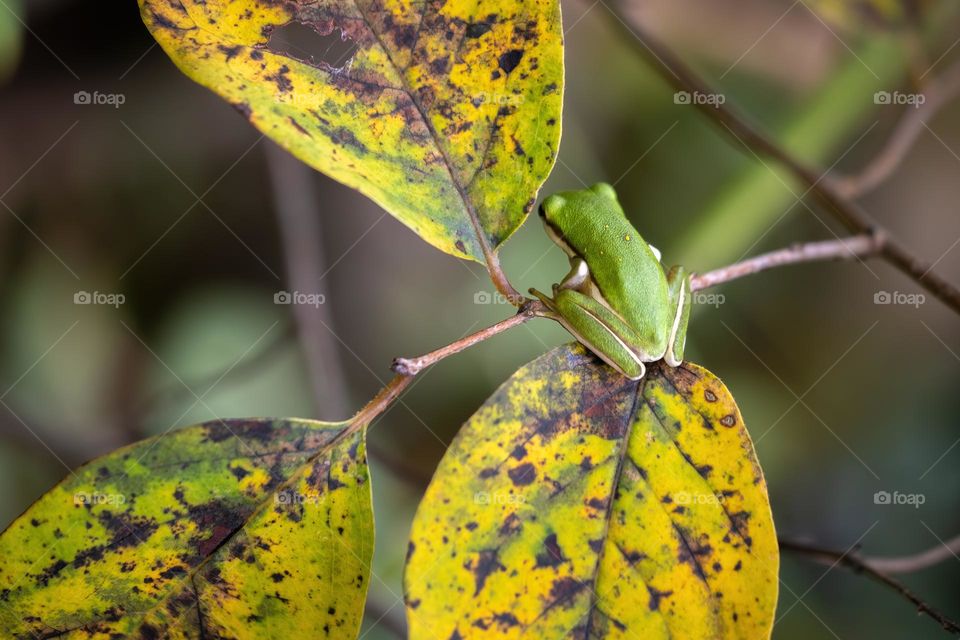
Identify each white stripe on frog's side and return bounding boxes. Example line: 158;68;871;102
648;243;662;262
663;280;687;367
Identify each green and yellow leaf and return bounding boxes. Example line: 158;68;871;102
138;0;563;262
0;418;373;639
405;344;778;639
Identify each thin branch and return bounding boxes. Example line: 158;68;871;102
391;302;542;376
266;142;351;419
602;0;960;315
833;57;960;199
861;534;960;575
690;233;884;292
780;537;960;634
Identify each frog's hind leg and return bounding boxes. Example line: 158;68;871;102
664;266;692;367
552;290;647;380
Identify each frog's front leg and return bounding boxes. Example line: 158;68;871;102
540;288;649;380
664;265;692;367
555;257;591;292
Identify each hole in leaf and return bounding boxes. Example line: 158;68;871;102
267;22;358;70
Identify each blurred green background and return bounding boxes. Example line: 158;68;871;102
0;0;958;637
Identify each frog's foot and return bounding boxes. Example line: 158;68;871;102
528;288;561;319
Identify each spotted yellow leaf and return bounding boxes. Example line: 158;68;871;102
0;418;373;639
405;344;778;639
137;0;563;263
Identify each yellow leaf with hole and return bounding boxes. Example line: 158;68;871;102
405;344;778;639
138;0;563;262
0;418;373;639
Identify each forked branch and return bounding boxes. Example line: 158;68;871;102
780;537;960;634
601;0;960;315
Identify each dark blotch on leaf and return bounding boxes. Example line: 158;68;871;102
498;49;524;74
470;550;505;596
535;533;566;568
549;577;586;606
647;585;673;611
465;21;493;38
218;44;243;61
507;462;535;486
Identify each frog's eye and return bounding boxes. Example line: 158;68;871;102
590;183;618;202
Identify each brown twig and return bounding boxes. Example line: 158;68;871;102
833;57;960;199
391;301;543;376
602;0;960;315
865;534;960;574
780;537;960;634
690;232;885;292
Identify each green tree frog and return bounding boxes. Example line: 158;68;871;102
530;183;692;380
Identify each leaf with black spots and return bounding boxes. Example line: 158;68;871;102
405;344;779;639
138;0;563;263
0;418;373;639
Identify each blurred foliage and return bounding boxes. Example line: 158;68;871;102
0;0;22;82
0;0;958;637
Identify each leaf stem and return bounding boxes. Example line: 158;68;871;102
780;537;960;634
391;301;542;376
690;233;884;292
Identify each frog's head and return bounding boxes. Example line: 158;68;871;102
539;183;622;256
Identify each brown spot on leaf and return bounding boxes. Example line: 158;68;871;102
498;49;524;74
507;462;535;486
218;44;243;61
469;550;505;596
548;576;586;606
535;533;566;568
647;585;673;611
